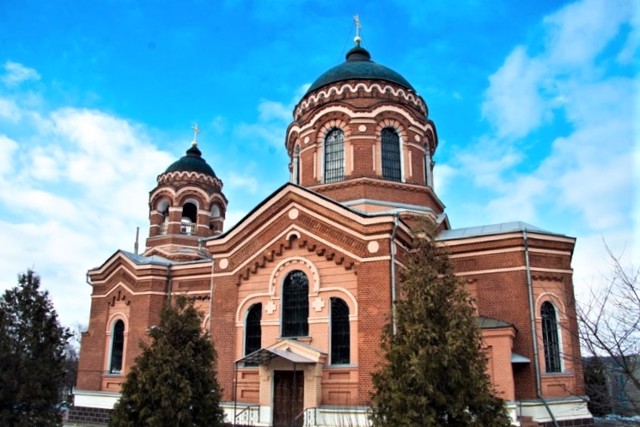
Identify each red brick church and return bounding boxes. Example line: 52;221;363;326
72;37;592;426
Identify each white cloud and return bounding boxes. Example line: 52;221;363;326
2;61;41;87
258;100;291;122
0;135;18;175
454;0;637;300
433;163;457;198
0;101;174;327
228;172;259;194
542;0;631;68
0;98;21;121
482;47;549;138
455;137;523;190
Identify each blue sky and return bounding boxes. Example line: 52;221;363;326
0;0;637;328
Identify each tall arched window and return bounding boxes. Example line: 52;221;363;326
282;270;309;337
330;298;350;365
541;301;561;373
324;128;344;183
245;303;262;357
381;127;401;182
293;145;301;185
109;319;125;374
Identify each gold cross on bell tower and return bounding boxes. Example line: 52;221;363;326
353;14;362;46
191;123;200;146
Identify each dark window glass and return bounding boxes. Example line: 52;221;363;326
109;320;125;374
541;302;561;373
244;304;262;366
324;128;344;183
245;303;262;355
182;202;197;223
282;271;309;337
381;128;401;181
330;298;350;364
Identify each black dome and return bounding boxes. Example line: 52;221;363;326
305;45;415;95
164;144;217;178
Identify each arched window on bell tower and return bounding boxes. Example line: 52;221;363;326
382;127;401;182
324;128;344;183
157;198;170;235
181;202;197;235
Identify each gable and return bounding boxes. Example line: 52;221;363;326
204;184;397;285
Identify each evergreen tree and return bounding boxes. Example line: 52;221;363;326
584;357;612;417
370;223;511;426
109;296;224;427
0;269;72;426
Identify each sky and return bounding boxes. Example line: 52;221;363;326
0;0;637;329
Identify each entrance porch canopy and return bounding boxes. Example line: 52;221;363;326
236;347;317;366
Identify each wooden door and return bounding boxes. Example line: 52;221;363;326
273;370;304;427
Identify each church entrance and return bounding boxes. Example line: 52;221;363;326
273;370;304;427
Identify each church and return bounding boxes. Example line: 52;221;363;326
71;34;593;427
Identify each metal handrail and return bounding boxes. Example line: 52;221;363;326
293;407;316;426
234;404;259;424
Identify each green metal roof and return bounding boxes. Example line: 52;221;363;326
164;144;217;178
305;45;415;95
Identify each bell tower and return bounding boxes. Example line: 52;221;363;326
145;125;227;259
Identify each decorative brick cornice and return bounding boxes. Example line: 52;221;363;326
295;81;427;118
532;274;565;282
157;170;223;189
236;234;358;286
310;177;432;194
107;289;131;307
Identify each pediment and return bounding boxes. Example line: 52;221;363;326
237;338;326;365
205;184;396;285
88;250;170;286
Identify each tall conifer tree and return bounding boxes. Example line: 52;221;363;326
0;269;72;426
370;223;510;426
109;296;224;427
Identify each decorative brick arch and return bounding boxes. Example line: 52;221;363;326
176;191;207;208
269;256;320;297
236;293;271;324
150;191;175;210
375;118;409;142
105;312;129;333
316;118;351;143
317;287;358;317
535;292;566;320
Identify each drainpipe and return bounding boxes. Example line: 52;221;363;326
524;229;558;427
390;213;400;336
208;256;215;334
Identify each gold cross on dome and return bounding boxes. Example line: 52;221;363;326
192;123;200;144
353;14;362;45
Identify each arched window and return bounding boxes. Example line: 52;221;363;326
381;127;401;182
293;145;301;185
245;303;262;358
181;202;198;234
282;270;309;337
109;319;125;374
330;298;350;365
324;128;344;183
541;301;561;373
